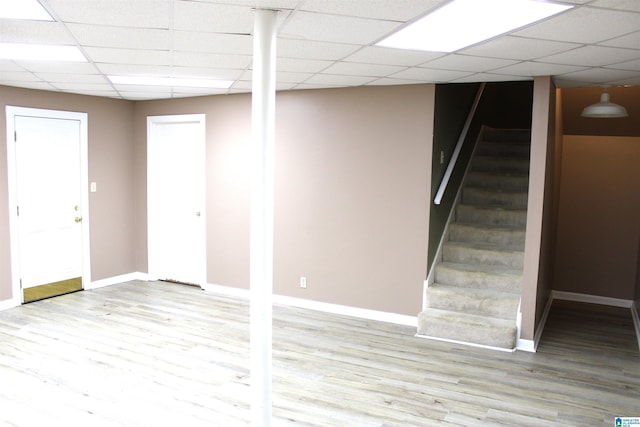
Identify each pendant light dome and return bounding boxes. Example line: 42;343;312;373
581;88;628;118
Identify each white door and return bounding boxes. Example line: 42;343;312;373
147;114;206;286
6;107;90;303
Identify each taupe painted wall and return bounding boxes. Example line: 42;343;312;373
0;85;136;301
134;85;435;316
553;135;640;300
521;76;558;341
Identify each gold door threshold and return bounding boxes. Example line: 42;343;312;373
23;277;83;303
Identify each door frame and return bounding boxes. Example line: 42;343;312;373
147;114;206;285
5;106;91;304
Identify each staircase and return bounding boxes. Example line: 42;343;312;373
418;128;531;350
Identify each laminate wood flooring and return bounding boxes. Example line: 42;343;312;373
0;281;638;426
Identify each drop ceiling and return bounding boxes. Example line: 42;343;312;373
1;0;639;100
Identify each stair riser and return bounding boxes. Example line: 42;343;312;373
462;187;528;209
449;224;525;250
434;266;521;292
426;287;520;320
472;156;530;174
457;205;527;228
417;312;516;349
476;142;530;158
443;244;524;269
465;172;529;191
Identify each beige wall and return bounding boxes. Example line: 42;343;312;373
0;85;136;301
553;135;640;300
134;85;434;316
521;76;558;341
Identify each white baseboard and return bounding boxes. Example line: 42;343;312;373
202;283;417;327
273;294;417;327
86;272;149;290
201;282;250;299
416;333;515;353
0;297;20;312
632;302;640;352
516;338;535;352
552;290;633;308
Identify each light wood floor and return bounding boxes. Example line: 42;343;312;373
0;281;638;426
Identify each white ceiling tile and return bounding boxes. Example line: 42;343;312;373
0;70;41;82
0;20;75;44
491;61;586;77
322;62;406;77
607;58;640;71
276;71;312;83
12;61;98;74
61;89;122;98
277;58;333;73
0;60;25;71
390;67;472;82
292;82;347;90
299;0;441;21
53;82;115;91
281;11;399;45
539;45;640;67
173;31;252;55
170;67;245;80
555;67;640;84
172;51;251;69
421;54;517;72
34;72;107;84
590;0;640;12
460;36;580;61
85;47;171;66
607;75;640;86
305;73;377;86
46;0;170;28
513;7;640;44
67;24;170;49
0;80;56;90
366;78;431;86
453;73;530;84
94;63;172;76
173;2;253;33
278;38;359;61
343;46;444;67
190;0;300;8
598;31;640;49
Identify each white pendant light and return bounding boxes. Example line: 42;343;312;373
581;87;628;118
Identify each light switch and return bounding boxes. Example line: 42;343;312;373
90;182;97;193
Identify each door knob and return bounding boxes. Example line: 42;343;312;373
75;216;83;223
196;211;201;217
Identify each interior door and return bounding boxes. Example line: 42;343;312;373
147;114;206;286
7;109;89;302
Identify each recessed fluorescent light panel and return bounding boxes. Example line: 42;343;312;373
0;43;86;62
377;0;573;53
108;75;233;89
0;0;53;20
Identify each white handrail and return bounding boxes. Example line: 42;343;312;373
434;82;486;205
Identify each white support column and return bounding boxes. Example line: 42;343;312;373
250;8;278;427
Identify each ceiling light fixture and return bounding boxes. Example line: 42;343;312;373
0;42;86;62
377;0;573;53
581;87;628;118
0;0;53;20
108;75;233;89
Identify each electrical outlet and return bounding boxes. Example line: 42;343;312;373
299;276;307;288
440;150;445;164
